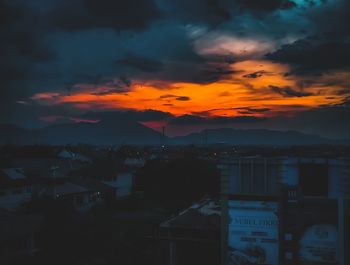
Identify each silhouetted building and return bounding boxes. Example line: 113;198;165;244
41;182;100;212
158;197;220;265
0;168;34;210
220;156;350;265
102;172;134;199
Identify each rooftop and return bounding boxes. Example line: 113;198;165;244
160;197;220;230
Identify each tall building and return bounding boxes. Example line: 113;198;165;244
219;156;350;265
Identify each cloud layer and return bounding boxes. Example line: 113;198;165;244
1;0;350;139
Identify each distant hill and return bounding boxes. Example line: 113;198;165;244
170;128;349;146
0;120;164;145
0;123;348;146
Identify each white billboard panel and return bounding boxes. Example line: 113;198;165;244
228;200;279;265
299;224;338;264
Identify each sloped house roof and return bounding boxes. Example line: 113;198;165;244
160;197;221;231
0;168;30;188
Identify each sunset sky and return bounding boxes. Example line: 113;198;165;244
1;0;350;138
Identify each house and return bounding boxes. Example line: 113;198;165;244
57;148;92;163
75;157;135;201
71;176;115;203
0;154;94;210
0;168;34;210
41;182;100;212
2;156;103;212
102;172;134;199
158;197;220;265
10;157;85;180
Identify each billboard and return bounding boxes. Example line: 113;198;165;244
298;224;338;265
228;200;279;265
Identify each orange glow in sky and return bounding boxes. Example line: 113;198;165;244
32;60;346;119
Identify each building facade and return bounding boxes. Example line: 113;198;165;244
219;156;350;265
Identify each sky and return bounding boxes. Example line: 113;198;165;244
1;0;350;138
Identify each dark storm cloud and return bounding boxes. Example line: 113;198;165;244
160;0;231;26
0;1;16;26
90;87;129;96
148;59;235;84
1;0;236;127
119;76;132;87
1;0;164;127
114;21;234;84
266;36;350;75
176;96;191;101
0;2;55;61
243;71;265;78
331;97;350;107
295;79;315;89
1;0;349;140
169;114;266;125
90;89;123;96
235;107;271;114
336;89;350;95
159;94;191;101
0;0;58;122
199;66;236;82
234;0;296;12
191;107;271;116
160;0;298;28
270;85;313;97
305;0;350;36
263;0;350;77
52;0;162;31
0;1;55;85
117;53;164;73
